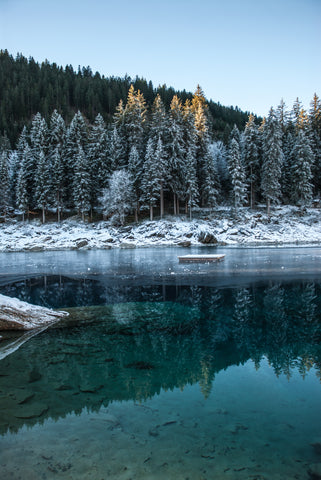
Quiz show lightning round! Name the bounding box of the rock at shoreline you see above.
[0,294,68,331]
[198,231,218,244]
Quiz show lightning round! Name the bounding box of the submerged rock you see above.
[0,294,68,331]
[308,463,321,479]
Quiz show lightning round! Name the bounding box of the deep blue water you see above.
[0,246,320,479]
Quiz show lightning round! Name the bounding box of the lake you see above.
[0,246,321,479]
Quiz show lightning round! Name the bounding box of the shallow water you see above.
[0,247,321,479]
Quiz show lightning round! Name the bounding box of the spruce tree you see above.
[100,170,134,225]
[309,93,321,196]
[141,138,160,221]
[128,145,143,221]
[73,143,91,221]
[65,111,88,207]
[16,155,29,221]
[124,85,147,158]
[108,125,126,171]
[261,108,283,214]
[243,114,260,208]
[228,138,246,212]
[168,95,186,214]
[0,150,10,220]
[290,130,314,206]
[185,145,199,219]
[88,113,110,215]
[34,149,52,223]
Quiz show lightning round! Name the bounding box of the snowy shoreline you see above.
[0,206,321,252]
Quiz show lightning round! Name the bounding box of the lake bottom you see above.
[0,279,321,479]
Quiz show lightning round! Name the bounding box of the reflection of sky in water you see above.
[0,247,321,479]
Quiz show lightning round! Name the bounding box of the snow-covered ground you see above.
[0,206,320,252]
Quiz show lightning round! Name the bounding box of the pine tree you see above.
[154,136,167,218]
[309,93,321,196]
[281,132,295,201]
[16,154,29,221]
[202,145,219,208]
[34,149,52,223]
[65,111,88,207]
[88,113,110,215]
[290,130,314,206]
[51,146,64,222]
[243,114,260,208]
[108,125,126,171]
[212,141,229,200]
[128,145,143,221]
[228,138,246,212]
[30,113,48,204]
[141,138,160,221]
[100,169,134,225]
[124,85,147,158]
[261,108,283,214]
[185,145,199,219]
[73,143,91,221]
[168,95,186,214]
[0,150,10,220]
[191,85,212,206]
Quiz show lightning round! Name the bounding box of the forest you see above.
[0,50,320,224]
[0,49,250,146]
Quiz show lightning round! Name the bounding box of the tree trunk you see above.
[267,198,271,216]
[150,205,153,221]
[177,197,180,216]
[173,193,177,215]
[42,205,45,224]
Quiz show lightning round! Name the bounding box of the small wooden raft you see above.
[178,254,225,263]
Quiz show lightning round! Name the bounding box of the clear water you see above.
[0,247,321,479]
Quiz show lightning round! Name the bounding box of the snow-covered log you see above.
[0,294,68,330]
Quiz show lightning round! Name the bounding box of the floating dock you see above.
[178,254,225,263]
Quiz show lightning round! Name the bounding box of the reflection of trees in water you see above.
[0,279,321,434]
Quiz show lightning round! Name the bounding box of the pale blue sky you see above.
[0,0,320,116]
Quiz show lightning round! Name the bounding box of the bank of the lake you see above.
[0,206,321,253]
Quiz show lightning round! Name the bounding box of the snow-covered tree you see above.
[141,138,160,220]
[51,146,64,222]
[261,108,283,214]
[228,138,246,212]
[65,111,88,207]
[73,143,91,221]
[88,113,110,213]
[100,170,134,225]
[16,154,29,221]
[0,150,10,220]
[128,145,143,222]
[211,141,229,199]
[108,125,126,171]
[34,150,52,223]
[168,95,186,214]
[154,137,167,218]
[309,93,321,196]
[290,130,314,205]
[185,145,199,219]
[124,85,147,157]
[243,114,260,208]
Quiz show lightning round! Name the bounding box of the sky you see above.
[0,0,320,117]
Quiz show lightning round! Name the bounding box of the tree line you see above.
[0,49,250,147]
[0,84,320,224]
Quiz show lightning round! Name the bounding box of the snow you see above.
[0,206,320,252]
[0,293,68,330]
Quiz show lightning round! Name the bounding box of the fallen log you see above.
[0,294,68,330]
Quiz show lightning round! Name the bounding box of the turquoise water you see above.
[0,249,321,479]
